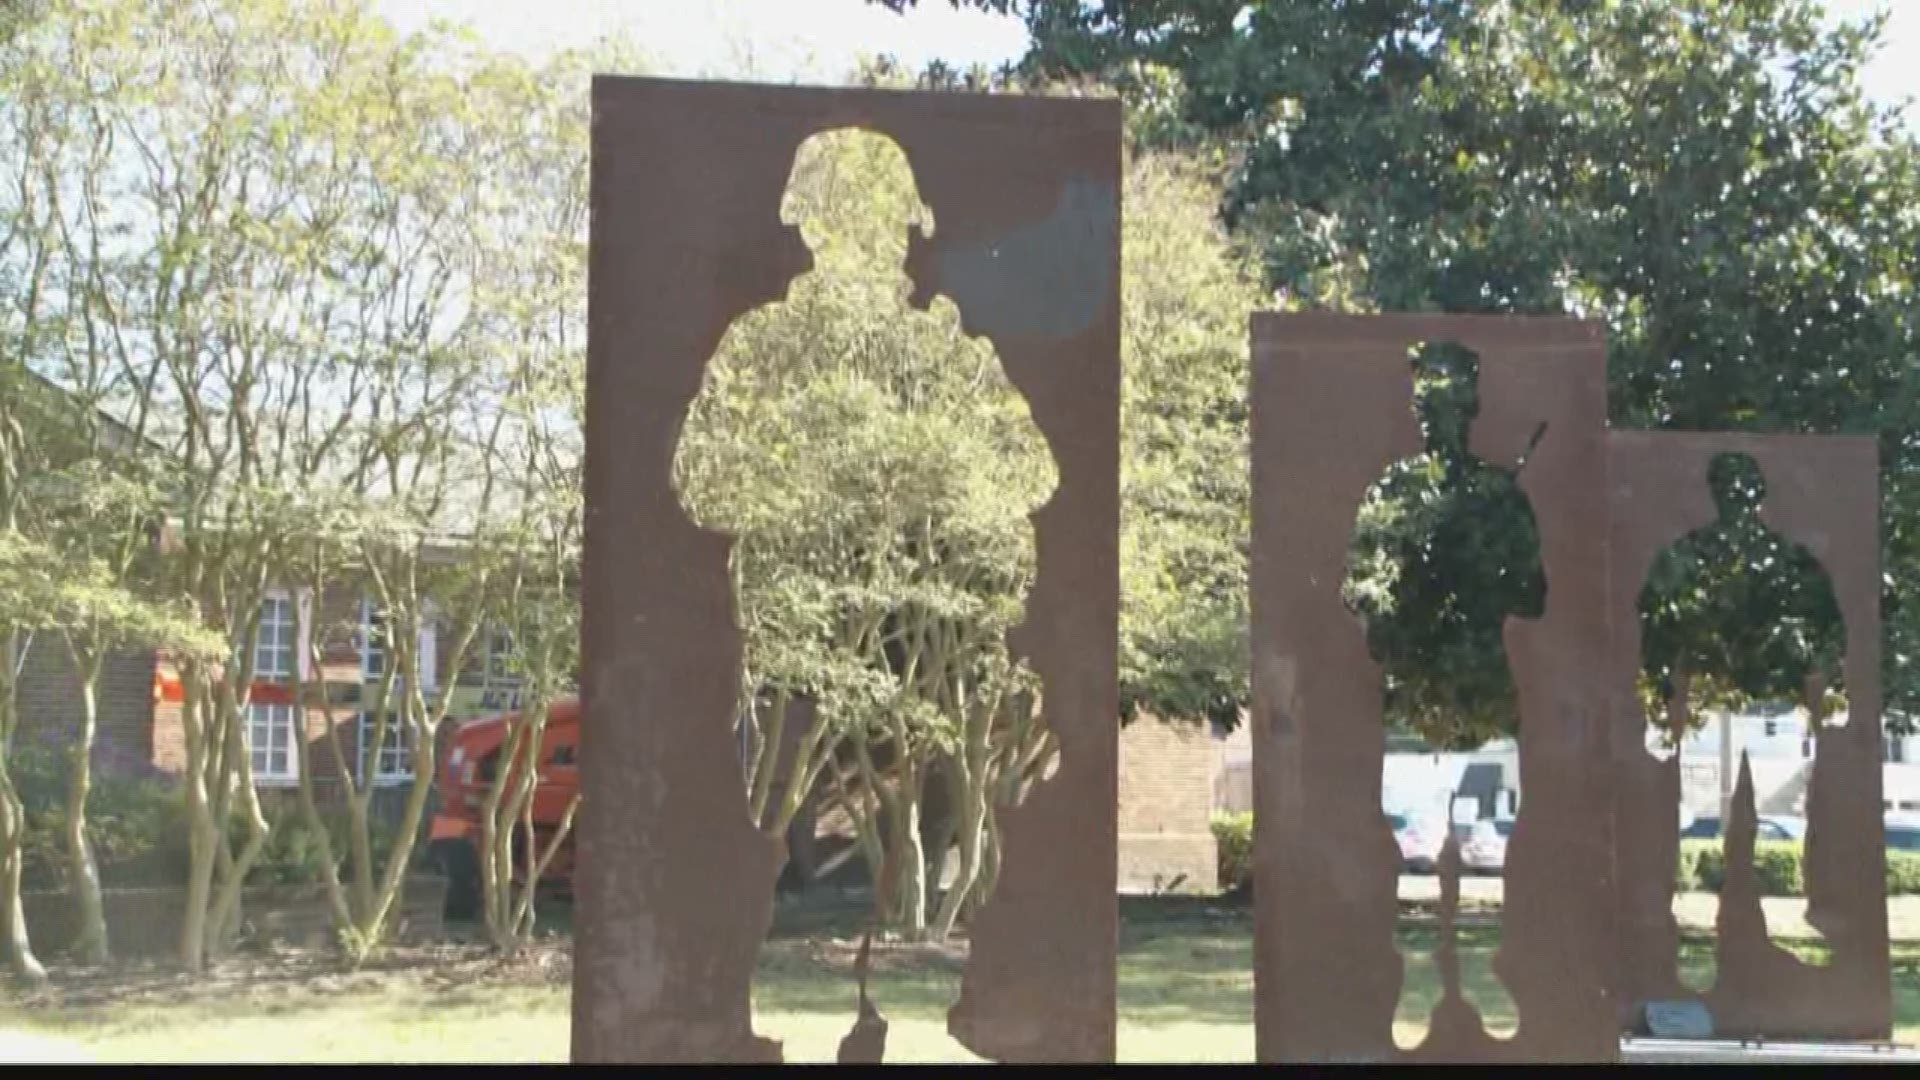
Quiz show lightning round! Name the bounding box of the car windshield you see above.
[1387,813,1408,831]
[1493,820,1514,837]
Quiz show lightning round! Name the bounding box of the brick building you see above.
[21,577,1245,893]
[18,579,516,803]
[1115,713,1224,894]
[13,640,161,778]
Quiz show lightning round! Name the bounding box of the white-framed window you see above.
[357,710,412,784]
[360,596,388,681]
[254,592,297,681]
[247,702,297,783]
[486,626,520,686]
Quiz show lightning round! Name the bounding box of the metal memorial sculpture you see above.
[1249,312,1889,1063]
[1250,314,1618,1063]
[1608,432,1889,1041]
[575,77,1121,1064]
[578,76,1889,1065]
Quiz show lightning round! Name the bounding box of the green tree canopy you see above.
[1005,0,1920,737]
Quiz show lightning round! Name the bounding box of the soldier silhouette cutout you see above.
[1638,453,1843,996]
[1344,343,1545,1046]
[670,128,1058,1062]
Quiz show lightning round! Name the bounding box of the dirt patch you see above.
[9,936,573,1014]
[798,934,968,973]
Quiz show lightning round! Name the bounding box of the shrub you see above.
[1212,811,1253,894]
[1887,850,1920,897]
[241,802,410,888]
[242,806,337,887]
[1680,839,1804,895]
[1675,839,1920,898]
[1675,841,1704,893]
[13,744,187,890]
[1752,841,1804,896]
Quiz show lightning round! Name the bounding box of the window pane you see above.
[253,597,297,680]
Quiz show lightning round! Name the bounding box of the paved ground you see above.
[1396,873,1505,905]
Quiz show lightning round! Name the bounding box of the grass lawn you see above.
[3,894,1918,1062]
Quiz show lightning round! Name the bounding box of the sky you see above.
[373,0,1029,82]
[1826,0,1920,123]
[374,0,1918,124]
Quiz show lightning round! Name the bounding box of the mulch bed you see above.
[6,935,573,1013]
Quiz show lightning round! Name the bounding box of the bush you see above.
[9,742,425,896]
[1675,841,1704,893]
[1212,811,1253,894]
[1676,839,1920,898]
[1889,850,1920,896]
[242,806,337,887]
[241,802,408,888]
[1679,839,1800,895]
[12,744,187,890]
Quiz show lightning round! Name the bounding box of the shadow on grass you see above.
[751,893,1525,1037]
[11,893,1918,1062]
[755,894,1920,1047]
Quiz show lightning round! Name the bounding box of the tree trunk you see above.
[483,706,539,952]
[894,795,926,938]
[0,629,47,987]
[972,794,1003,921]
[180,793,216,973]
[359,707,442,953]
[785,794,819,889]
[65,663,109,965]
[208,692,269,961]
[291,697,356,956]
[920,758,959,907]
[347,795,376,925]
[929,788,983,941]
[0,770,46,987]
[178,678,217,973]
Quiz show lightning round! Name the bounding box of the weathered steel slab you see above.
[576,76,1120,1064]
[1249,312,1616,1063]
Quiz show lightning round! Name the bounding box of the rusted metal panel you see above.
[1249,312,1617,1063]
[1608,431,1889,1041]
[576,77,1120,1064]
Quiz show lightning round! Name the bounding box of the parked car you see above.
[1679,815,1719,840]
[1887,813,1920,852]
[1677,815,1802,843]
[1457,819,1513,875]
[1389,810,1448,873]
[427,696,581,920]
[1764,815,1808,842]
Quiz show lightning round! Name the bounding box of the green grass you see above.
[4,896,1918,1062]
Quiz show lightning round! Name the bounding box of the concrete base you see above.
[1620,1038,1920,1064]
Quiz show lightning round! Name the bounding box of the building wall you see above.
[1212,719,1252,815]
[150,580,454,805]
[13,635,158,776]
[1117,714,1217,894]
